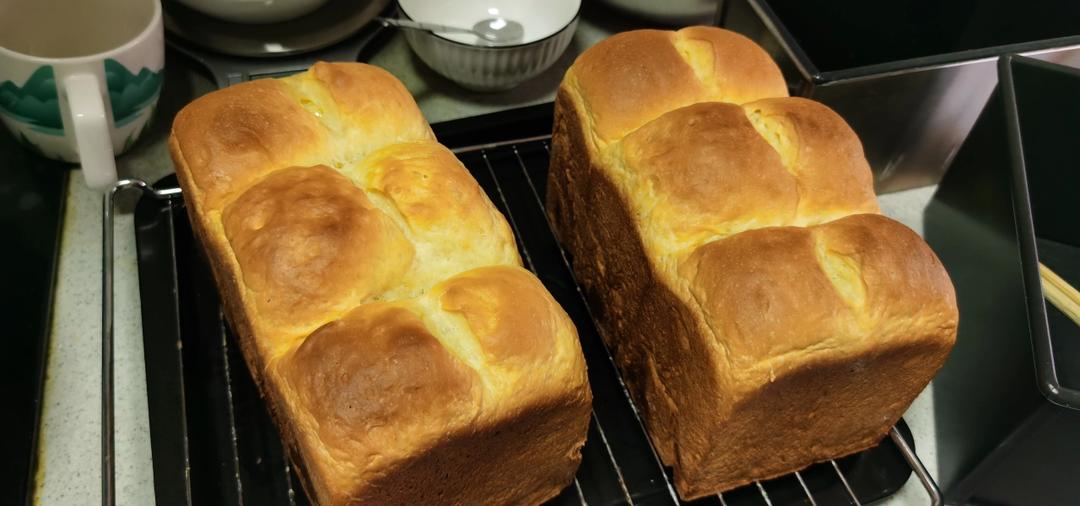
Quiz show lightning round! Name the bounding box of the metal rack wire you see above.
[104,134,943,506]
[101,180,182,506]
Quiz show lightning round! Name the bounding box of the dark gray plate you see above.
[163,0,390,58]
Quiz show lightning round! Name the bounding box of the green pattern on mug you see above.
[0,59,162,135]
[104,59,162,127]
[0,65,63,135]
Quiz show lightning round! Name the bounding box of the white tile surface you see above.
[877,185,942,506]
[38,179,155,506]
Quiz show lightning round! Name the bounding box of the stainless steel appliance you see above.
[718,0,1080,193]
[926,55,1080,505]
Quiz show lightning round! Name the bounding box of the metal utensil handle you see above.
[102,179,182,506]
[999,54,1080,410]
[889,426,944,506]
[376,17,476,36]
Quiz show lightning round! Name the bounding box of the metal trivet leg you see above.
[102,179,182,506]
[890,426,944,506]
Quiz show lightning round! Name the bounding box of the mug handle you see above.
[63,73,117,191]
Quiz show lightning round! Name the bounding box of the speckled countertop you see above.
[36,14,943,506]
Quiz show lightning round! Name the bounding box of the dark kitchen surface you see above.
[925,55,1080,505]
[0,119,68,506]
[719,0,1080,198]
[767,0,1080,72]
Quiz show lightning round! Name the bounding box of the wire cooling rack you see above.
[108,106,942,506]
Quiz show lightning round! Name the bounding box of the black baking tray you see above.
[135,103,920,505]
[0,123,68,506]
[165,6,393,89]
[925,55,1080,505]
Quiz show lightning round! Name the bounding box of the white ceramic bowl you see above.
[176,0,331,24]
[398,0,580,92]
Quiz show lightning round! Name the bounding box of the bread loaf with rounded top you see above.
[170,62,591,505]
[547,27,957,499]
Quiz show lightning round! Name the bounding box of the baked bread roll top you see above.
[221,165,413,356]
[170,62,591,505]
[680,214,957,375]
[566,27,788,144]
[609,99,880,258]
[547,26,958,498]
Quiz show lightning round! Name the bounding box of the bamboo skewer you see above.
[1040,262,1080,328]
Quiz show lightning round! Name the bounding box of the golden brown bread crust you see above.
[681,214,958,368]
[283,303,483,461]
[611,100,881,254]
[221,166,413,357]
[682,225,854,362]
[342,392,589,505]
[568,27,787,144]
[616,102,797,250]
[547,27,957,499]
[439,266,560,364]
[172,79,329,210]
[170,62,590,505]
[743,97,879,221]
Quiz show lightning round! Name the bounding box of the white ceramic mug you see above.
[0,0,164,190]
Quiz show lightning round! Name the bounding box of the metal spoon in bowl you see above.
[377,16,525,45]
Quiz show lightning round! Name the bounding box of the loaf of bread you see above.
[547,27,958,499]
[169,62,591,505]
